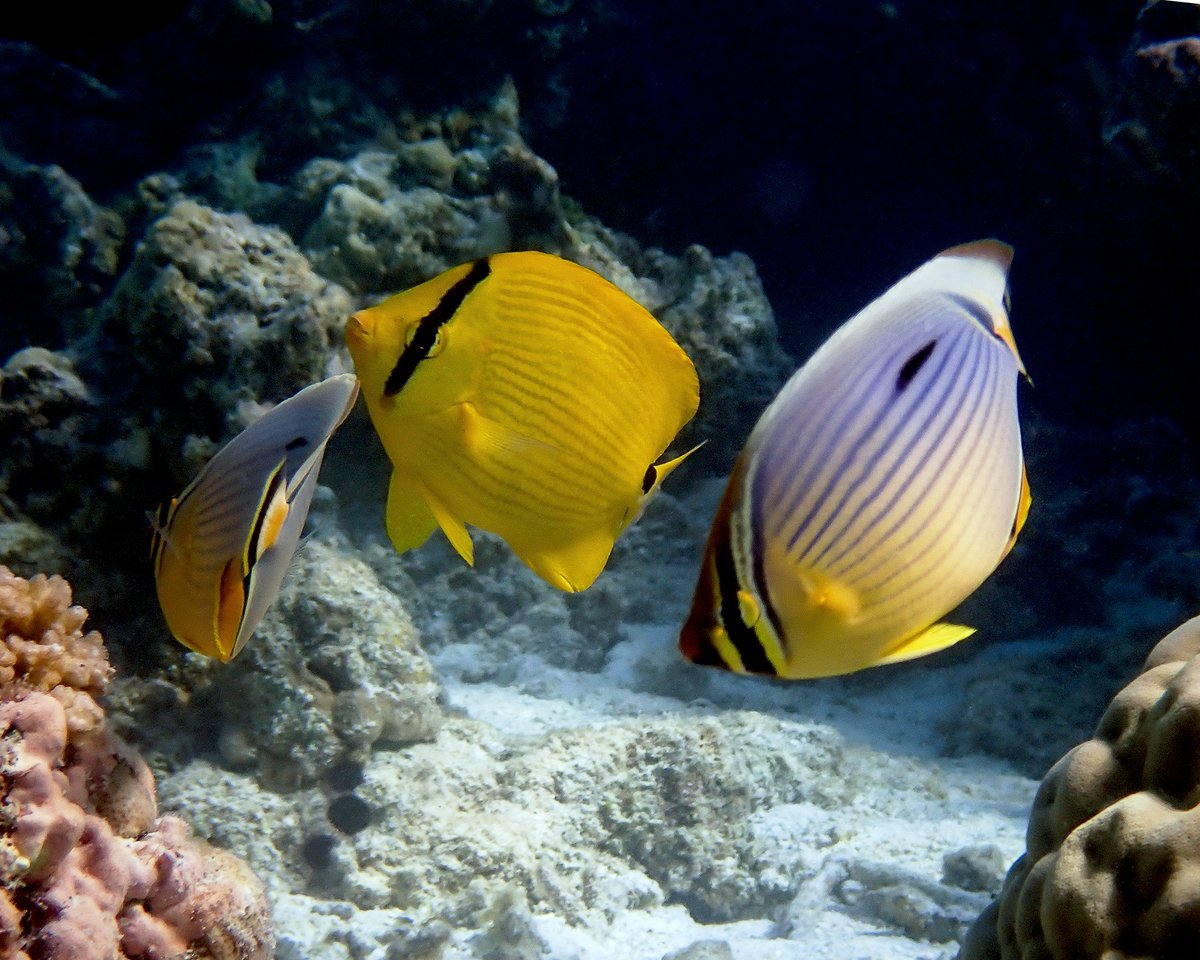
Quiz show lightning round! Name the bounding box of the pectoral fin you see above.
[875,622,976,666]
[386,468,438,555]
[459,401,556,459]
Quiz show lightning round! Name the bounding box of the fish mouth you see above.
[345,312,371,349]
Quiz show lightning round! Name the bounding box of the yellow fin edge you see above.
[875,622,976,667]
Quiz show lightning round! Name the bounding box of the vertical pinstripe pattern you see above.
[680,240,1027,679]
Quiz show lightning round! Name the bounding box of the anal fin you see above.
[512,527,617,593]
[424,485,475,567]
[875,622,976,666]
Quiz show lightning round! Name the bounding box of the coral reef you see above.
[0,153,125,355]
[0,566,273,959]
[960,614,1200,959]
[0,349,94,578]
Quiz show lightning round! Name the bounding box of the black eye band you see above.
[384,257,492,397]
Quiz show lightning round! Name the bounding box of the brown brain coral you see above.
[961,615,1200,960]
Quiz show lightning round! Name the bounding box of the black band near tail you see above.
[714,518,777,676]
[384,257,491,397]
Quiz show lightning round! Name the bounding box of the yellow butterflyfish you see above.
[680,240,1031,679]
[346,251,700,592]
[151,374,359,661]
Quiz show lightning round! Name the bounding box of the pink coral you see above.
[0,566,273,960]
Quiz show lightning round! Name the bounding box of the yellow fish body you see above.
[680,240,1030,679]
[347,251,699,592]
[152,374,359,661]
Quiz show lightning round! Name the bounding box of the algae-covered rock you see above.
[0,153,125,354]
[93,198,349,460]
[199,540,441,790]
[0,348,93,531]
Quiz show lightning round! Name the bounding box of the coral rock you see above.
[961,615,1200,959]
[0,567,274,960]
[0,566,111,705]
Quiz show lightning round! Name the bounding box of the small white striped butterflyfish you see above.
[680,239,1031,679]
[151,373,359,662]
[346,251,700,592]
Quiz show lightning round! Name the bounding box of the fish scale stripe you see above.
[849,347,1002,604]
[788,323,969,563]
[770,295,958,541]
[760,298,935,520]
[482,300,680,462]
[816,330,981,576]
[492,305,655,408]
[493,281,662,383]
[421,426,600,522]
[489,337,658,423]
[859,423,1013,635]
[853,342,1007,602]
[455,362,631,499]
[771,336,943,557]
[384,257,492,397]
[483,352,636,456]
[192,445,291,514]
[849,334,1004,592]
[487,291,656,400]
[765,331,916,540]
[858,419,1005,626]
[757,330,901,497]
[496,281,686,401]
[815,324,983,574]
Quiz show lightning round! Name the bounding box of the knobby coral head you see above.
[0,565,274,960]
[961,614,1200,960]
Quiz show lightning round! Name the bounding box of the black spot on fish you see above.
[285,436,308,451]
[641,464,657,494]
[384,257,492,397]
[896,340,937,391]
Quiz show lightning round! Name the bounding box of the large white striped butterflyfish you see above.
[346,251,700,592]
[679,240,1031,679]
[151,373,359,662]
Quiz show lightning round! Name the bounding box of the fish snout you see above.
[345,312,373,349]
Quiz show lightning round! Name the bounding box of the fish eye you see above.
[403,323,446,358]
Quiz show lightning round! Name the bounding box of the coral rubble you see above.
[961,614,1200,959]
[0,566,273,959]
